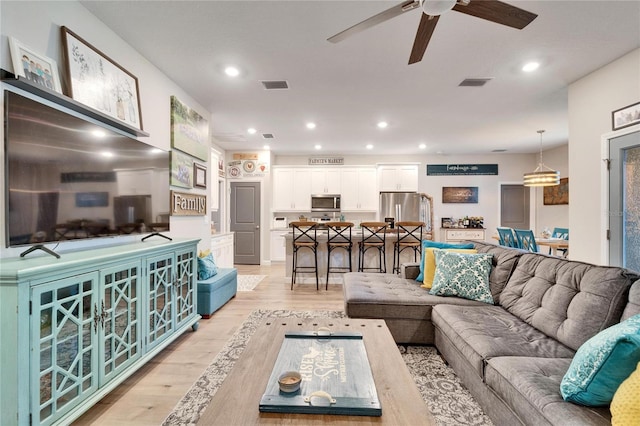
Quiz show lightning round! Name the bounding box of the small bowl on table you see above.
[278,371,302,393]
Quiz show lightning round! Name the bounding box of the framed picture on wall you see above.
[612,101,640,131]
[194,163,207,189]
[9,37,62,93]
[544,177,569,205]
[442,187,479,203]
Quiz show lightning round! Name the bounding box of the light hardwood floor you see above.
[73,263,346,425]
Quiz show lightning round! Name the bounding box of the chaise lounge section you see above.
[343,241,640,425]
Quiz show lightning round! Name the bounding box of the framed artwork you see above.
[9,37,62,93]
[170,96,209,161]
[218,158,225,178]
[170,150,194,188]
[442,187,478,203]
[61,26,143,130]
[544,177,569,205]
[612,101,640,131]
[194,163,207,189]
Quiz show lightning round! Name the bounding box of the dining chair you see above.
[497,227,518,248]
[514,229,538,252]
[550,227,569,256]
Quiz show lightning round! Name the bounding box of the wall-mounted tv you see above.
[4,89,170,247]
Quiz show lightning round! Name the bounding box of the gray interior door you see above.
[500,184,530,229]
[609,131,640,271]
[230,182,260,265]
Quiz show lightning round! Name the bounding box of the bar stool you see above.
[358,222,388,273]
[290,221,319,290]
[325,221,354,288]
[392,221,424,274]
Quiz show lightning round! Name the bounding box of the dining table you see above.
[535,238,569,257]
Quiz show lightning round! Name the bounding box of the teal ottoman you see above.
[197,268,238,318]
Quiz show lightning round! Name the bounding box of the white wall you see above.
[532,144,569,235]
[1,1,214,257]
[568,48,640,264]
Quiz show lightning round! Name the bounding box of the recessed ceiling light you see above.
[377,121,388,129]
[419,143,427,149]
[150,148,163,154]
[100,151,114,158]
[224,66,240,77]
[247,128,257,134]
[366,144,373,150]
[92,130,106,138]
[522,61,540,72]
[314,144,322,150]
[306,122,316,129]
[263,145,270,150]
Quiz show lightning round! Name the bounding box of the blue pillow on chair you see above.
[197,252,218,280]
[415,240,475,281]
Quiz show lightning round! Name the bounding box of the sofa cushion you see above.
[485,357,611,426]
[622,280,640,320]
[343,272,488,321]
[560,314,640,406]
[197,252,218,280]
[432,304,575,379]
[471,241,524,304]
[420,247,477,289]
[429,250,493,304]
[499,253,639,351]
[415,240,475,281]
[611,361,640,425]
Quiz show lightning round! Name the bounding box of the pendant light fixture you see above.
[523,130,560,187]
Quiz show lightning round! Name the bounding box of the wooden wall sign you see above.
[442,187,479,203]
[427,164,498,176]
[171,190,206,216]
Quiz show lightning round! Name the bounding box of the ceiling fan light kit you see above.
[420,0,457,16]
[523,130,560,187]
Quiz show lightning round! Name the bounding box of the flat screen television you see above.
[4,89,170,247]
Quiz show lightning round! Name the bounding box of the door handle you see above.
[256,225,260,229]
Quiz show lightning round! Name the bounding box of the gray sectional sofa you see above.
[343,241,640,425]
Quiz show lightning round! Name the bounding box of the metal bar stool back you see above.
[393,221,424,274]
[358,222,388,273]
[290,221,319,290]
[325,221,354,289]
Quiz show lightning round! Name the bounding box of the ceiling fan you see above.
[327,0,538,64]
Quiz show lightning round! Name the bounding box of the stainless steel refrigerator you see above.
[379,192,432,230]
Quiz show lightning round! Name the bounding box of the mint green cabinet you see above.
[0,239,199,426]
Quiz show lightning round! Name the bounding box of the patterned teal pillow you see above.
[197,253,218,280]
[560,314,640,406]
[416,240,475,281]
[429,250,494,304]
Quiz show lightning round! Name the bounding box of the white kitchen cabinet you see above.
[440,228,486,242]
[341,167,378,211]
[0,239,199,426]
[377,164,419,192]
[272,167,311,211]
[310,168,341,194]
[211,232,234,268]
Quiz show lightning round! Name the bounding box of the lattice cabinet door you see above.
[145,252,175,351]
[30,273,99,426]
[100,261,142,385]
[174,247,197,329]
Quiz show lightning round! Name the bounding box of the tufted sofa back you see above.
[498,253,639,351]
[622,280,640,320]
[472,241,525,304]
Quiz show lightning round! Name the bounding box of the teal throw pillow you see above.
[415,240,475,281]
[197,253,218,280]
[560,314,640,406]
[429,250,494,304]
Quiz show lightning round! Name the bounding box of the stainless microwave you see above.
[311,194,341,212]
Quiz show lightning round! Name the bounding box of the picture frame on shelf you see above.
[612,101,640,131]
[61,26,143,131]
[8,37,62,93]
[194,163,207,189]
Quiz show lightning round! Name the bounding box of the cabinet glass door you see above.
[31,273,99,426]
[146,253,175,351]
[174,248,196,328]
[100,262,142,384]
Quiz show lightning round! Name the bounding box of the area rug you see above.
[236,274,266,291]
[163,309,492,426]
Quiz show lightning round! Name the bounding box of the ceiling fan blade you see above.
[327,0,420,43]
[452,0,537,29]
[408,13,439,64]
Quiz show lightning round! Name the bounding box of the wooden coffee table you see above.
[197,318,435,425]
